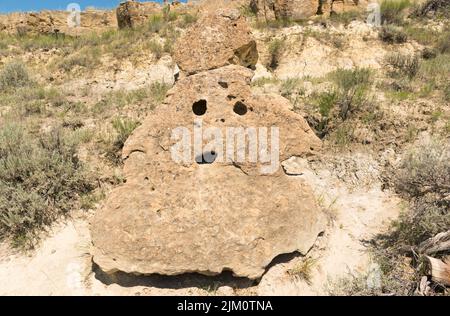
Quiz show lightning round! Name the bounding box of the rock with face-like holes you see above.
[91,65,326,279]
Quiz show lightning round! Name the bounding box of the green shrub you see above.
[112,117,140,150]
[374,138,450,293]
[148,40,164,59]
[329,11,363,26]
[58,49,100,72]
[436,31,450,54]
[178,13,198,28]
[106,117,141,164]
[150,81,170,104]
[385,53,420,78]
[330,67,372,120]
[380,0,411,24]
[0,61,31,91]
[395,137,449,201]
[0,124,93,247]
[267,38,286,70]
[316,91,338,118]
[379,25,408,44]
[147,14,165,33]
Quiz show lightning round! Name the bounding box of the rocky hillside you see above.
[0,0,448,296]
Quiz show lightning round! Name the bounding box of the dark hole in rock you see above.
[218,81,228,89]
[192,99,207,116]
[227,95,236,100]
[196,151,217,164]
[220,118,225,123]
[233,101,248,116]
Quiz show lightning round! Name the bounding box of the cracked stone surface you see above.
[91,65,327,279]
[173,9,258,75]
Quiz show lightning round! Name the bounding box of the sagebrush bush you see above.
[330,67,372,120]
[0,61,30,91]
[385,53,420,78]
[395,137,449,201]
[379,25,408,44]
[0,124,93,246]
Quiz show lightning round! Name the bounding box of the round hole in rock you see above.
[195,151,217,164]
[233,101,248,116]
[218,81,228,89]
[192,99,207,116]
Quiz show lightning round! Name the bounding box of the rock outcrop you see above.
[173,9,258,75]
[116,0,161,29]
[91,64,326,279]
[0,9,117,36]
[274,0,320,20]
[250,0,369,21]
[91,8,326,280]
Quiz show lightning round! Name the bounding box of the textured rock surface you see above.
[173,9,258,75]
[91,65,326,279]
[250,0,276,20]
[274,0,320,20]
[116,0,161,29]
[0,9,117,36]
[251,0,368,20]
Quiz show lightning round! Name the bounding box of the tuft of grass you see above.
[379,25,408,44]
[329,11,363,26]
[178,13,198,28]
[0,124,93,247]
[0,61,31,91]
[150,81,170,104]
[288,258,317,284]
[380,0,411,24]
[267,38,286,70]
[58,48,100,72]
[105,117,141,164]
[147,40,164,60]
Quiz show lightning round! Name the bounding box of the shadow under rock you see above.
[92,251,302,290]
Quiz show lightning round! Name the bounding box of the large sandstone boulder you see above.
[274,0,320,20]
[173,9,258,75]
[116,0,161,29]
[91,65,326,279]
[250,0,276,20]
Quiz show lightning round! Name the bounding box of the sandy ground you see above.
[0,151,402,296]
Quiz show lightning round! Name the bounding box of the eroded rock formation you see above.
[91,9,326,279]
[173,9,259,75]
[116,0,161,29]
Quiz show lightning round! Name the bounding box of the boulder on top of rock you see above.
[90,65,326,279]
[173,9,259,75]
[274,0,320,20]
